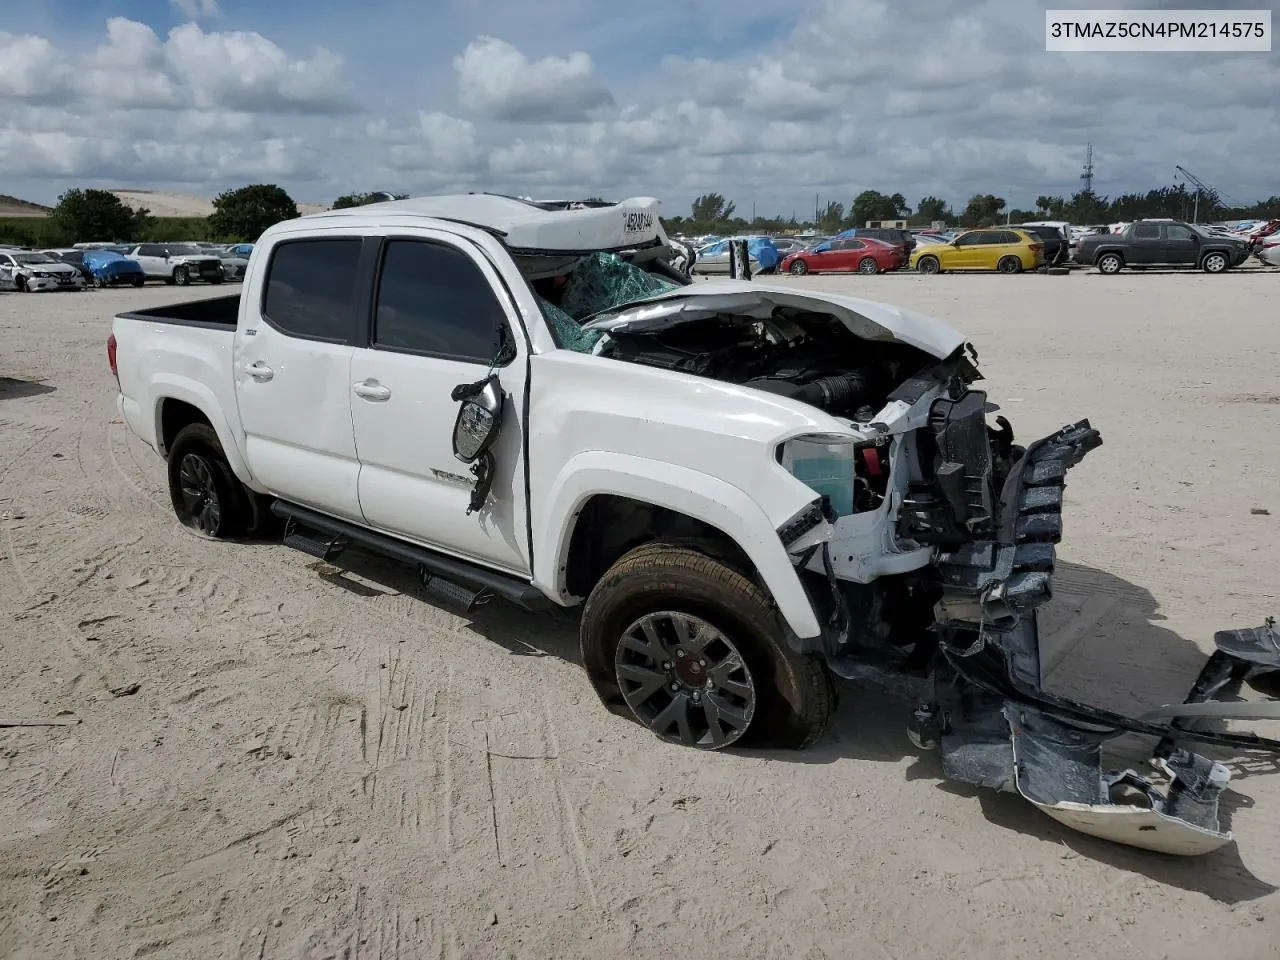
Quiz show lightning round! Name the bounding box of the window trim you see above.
[367,235,519,367]
[258,235,368,346]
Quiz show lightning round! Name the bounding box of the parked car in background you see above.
[0,250,87,292]
[225,243,255,258]
[218,253,250,282]
[40,248,96,283]
[910,229,1043,274]
[123,243,225,285]
[1252,234,1280,266]
[83,249,147,287]
[834,227,916,261]
[781,237,905,275]
[1074,220,1250,274]
[1007,223,1071,267]
[695,236,782,275]
[770,237,808,258]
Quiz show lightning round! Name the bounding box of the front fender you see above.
[534,451,824,639]
[149,375,253,485]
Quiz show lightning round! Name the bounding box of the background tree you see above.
[52,188,149,243]
[849,190,910,227]
[913,195,952,225]
[817,200,845,234]
[209,184,299,241]
[960,193,1006,227]
[690,193,736,223]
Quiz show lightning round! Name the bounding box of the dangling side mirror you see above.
[451,374,504,464]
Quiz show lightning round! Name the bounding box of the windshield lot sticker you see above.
[622,211,654,236]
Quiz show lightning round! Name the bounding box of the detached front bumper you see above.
[921,420,1280,855]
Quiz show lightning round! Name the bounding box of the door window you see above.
[953,232,981,246]
[373,239,511,364]
[1165,224,1194,241]
[261,237,363,343]
[137,244,164,257]
[1133,223,1160,239]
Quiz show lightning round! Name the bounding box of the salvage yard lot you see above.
[1,273,1278,959]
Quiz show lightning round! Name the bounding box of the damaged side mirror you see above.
[451,374,505,515]
[452,374,504,463]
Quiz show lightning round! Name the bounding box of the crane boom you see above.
[1174,165,1243,219]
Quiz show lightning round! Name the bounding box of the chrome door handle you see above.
[353,379,391,401]
[244,360,274,381]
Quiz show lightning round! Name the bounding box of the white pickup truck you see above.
[110,194,1280,855]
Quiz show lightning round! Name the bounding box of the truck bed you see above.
[117,294,240,330]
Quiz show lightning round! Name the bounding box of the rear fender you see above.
[150,375,252,484]
[536,451,824,639]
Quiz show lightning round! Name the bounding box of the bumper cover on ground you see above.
[921,420,1280,855]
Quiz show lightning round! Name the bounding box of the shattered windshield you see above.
[534,252,680,353]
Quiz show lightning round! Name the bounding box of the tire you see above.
[210,276,225,285]
[916,255,940,275]
[1096,252,1123,274]
[580,543,835,751]
[997,256,1022,274]
[132,275,145,287]
[166,423,251,539]
[857,257,879,274]
[172,265,190,286]
[789,259,809,275]
[1201,251,1229,273]
[94,277,106,288]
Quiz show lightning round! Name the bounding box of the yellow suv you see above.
[910,228,1043,274]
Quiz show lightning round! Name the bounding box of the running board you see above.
[271,502,553,612]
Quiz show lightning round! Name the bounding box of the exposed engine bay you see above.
[597,310,935,420]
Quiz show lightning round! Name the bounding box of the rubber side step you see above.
[270,500,554,612]
[282,518,348,561]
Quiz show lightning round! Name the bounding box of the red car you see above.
[780,236,905,275]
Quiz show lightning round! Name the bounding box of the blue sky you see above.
[2,0,1277,217]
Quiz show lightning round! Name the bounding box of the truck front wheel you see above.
[580,544,834,751]
[166,423,251,538]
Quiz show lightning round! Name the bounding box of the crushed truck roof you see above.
[305,193,665,253]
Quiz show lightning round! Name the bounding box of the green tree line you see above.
[5,182,1278,250]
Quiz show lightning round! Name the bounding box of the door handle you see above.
[353,379,391,402]
[244,360,274,381]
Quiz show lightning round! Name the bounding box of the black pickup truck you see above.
[1075,219,1250,274]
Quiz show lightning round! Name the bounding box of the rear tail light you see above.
[107,333,119,385]
[1028,243,1042,252]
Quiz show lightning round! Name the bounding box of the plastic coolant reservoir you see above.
[782,437,857,517]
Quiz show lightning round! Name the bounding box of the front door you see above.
[949,231,984,269]
[233,235,365,520]
[349,233,531,576]
[1162,223,1199,265]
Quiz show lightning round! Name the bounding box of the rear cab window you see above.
[261,237,363,343]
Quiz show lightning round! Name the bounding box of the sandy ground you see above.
[109,191,330,219]
[1,269,1278,960]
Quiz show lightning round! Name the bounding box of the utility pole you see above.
[1080,143,1094,193]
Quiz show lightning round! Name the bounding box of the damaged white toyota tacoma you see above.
[109,195,1280,856]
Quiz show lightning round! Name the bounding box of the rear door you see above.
[1162,223,1198,265]
[1129,222,1162,264]
[349,231,531,575]
[233,235,365,520]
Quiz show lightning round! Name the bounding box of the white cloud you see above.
[4,2,1280,215]
[453,36,613,121]
[170,0,220,19]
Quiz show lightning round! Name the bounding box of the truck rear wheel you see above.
[580,543,834,751]
[166,423,251,539]
[1096,252,1123,274]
